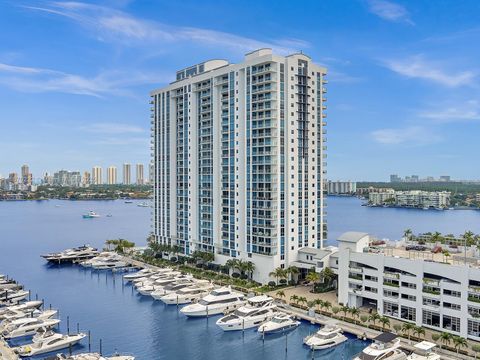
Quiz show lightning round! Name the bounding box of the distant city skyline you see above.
[1,1,479,180]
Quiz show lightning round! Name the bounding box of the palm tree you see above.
[269,267,287,285]
[290,294,299,304]
[439,332,453,349]
[244,261,255,279]
[393,324,402,334]
[323,300,332,314]
[442,249,451,263]
[275,290,285,301]
[314,299,324,312]
[305,271,320,291]
[379,316,390,331]
[431,231,443,244]
[340,305,350,320]
[360,315,369,326]
[463,230,475,246]
[403,229,413,241]
[453,336,467,354]
[225,259,239,275]
[431,333,440,344]
[368,312,381,328]
[286,266,300,284]
[402,323,415,341]
[298,296,308,307]
[320,267,335,287]
[349,307,360,324]
[307,300,316,309]
[331,306,340,317]
[413,326,425,340]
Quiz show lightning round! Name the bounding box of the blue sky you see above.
[0,0,479,181]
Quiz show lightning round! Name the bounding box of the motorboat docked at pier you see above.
[216,295,276,331]
[91,258,128,270]
[0,308,57,323]
[257,313,300,334]
[14,332,86,357]
[1,317,60,339]
[0,301,43,320]
[123,268,157,281]
[180,287,245,317]
[156,282,214,304]
[53,353,135,360]
[41,246,99,263]
[303,323,348,350]
[406,341,440,360]
[354,333,406,360]
[0,289,29,305]
[136,276,193,296]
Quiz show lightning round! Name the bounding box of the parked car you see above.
[431,246,443,254]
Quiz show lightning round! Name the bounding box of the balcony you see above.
[384,272,400,280]
[423,278,440,286]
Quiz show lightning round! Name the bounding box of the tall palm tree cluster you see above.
[268,266,299,285]
[105,238,135,253]
[147,242,181,259]
[225,259,256,279]
[405,229,480,247]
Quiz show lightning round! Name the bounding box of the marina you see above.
[2,199,478,359]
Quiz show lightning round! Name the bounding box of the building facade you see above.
[327,180,356,195]
[82,171,91,186]
[136,164,144,185]
[92,166,102,185]
[150,49,327,283]
[369,190,450,208]
[53,170,81,187]
[336,232,480,342]
[123,163,131,185]
[107,166,117,185]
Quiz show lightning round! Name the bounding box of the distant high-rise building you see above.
[390,174,401,183]
[107,166,117,185]
[411,175,419,182]
[123,163,131,185]
[439,176,451,182]
[43,172,54,185]
[21,164,32,185]
[9,172,18,185]
[53,170,81,187]
[92,166,103,185]
[82,171,91,185]
[136,164,144,185]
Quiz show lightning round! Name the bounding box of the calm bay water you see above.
[1,196,479,359]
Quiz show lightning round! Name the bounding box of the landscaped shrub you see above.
[268,281,276,287]
[279,279,287,285]
[231,272,240,278]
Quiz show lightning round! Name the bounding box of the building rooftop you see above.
[298,247,332,259]
[337,231,369,243]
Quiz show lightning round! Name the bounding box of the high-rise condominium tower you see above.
[92,166,102,185]
[82,171,91,185]
[136,164,144,185]
[150,49,327,282]
[123,163,131,185]
[107,166,117,185]
[21,164,32,185]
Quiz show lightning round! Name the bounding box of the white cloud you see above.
[420,100,480,123]
[367,0,413,24]
[371,126,442,145]
[0,62,168,97]
[383,55,476,87]
[23,2,306,55]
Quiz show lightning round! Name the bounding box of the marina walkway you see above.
[0,339,18,360]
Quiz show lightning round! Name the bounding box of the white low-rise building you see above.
[335,231,480,341]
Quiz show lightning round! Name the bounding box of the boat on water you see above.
[14,332,86,357]
[124,200,133,204]
[257,313,300,334]
[0,301,43,320]
[91,258,128,270]
[136,275,192,296]
[0,289,29,305]
[149,280,197,298]
[1,308,57,323]
[136,202,149,207]
[353,333,406,360]
[180,287,245,317]
[54,352,135,360]
[83,211,100,218]
[1,317,60,339]
[216,295,276,331]
[41,245,99,263]
[303,323,348,350]
[156,282,214,304]
[123,268,157,281]
[406,341,440,360]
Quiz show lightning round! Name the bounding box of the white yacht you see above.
[149,281,194,299]
[92,259,128,270]
[0,289,29,304]
[32,327,57,343]
[1,317,60,339]
[136,276,189,296]
[42,246,99,263]
[123,268,157,281]
[1,309,57,322]
[180,287,245,317]
[0,301,43,320]
[14,332,86,356]
[257,313,300,334]
[406,341,440,360]
[303,323,348,349]
[216,295,276,331]
[55,352,135,360]
[156,282,214,304]
[354,333,407,360]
